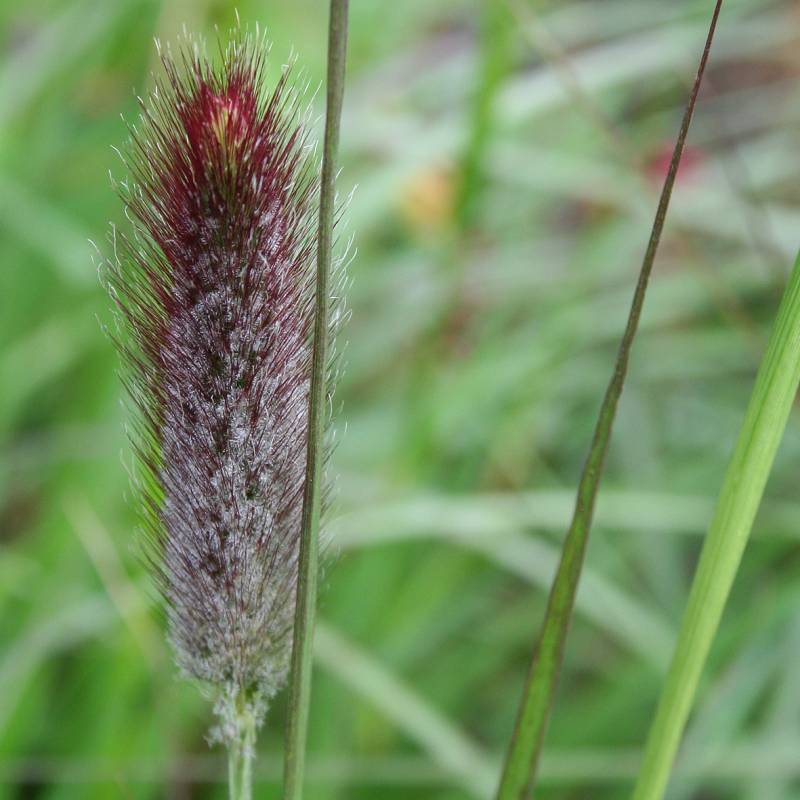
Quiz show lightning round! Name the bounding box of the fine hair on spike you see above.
[103,26,345,744]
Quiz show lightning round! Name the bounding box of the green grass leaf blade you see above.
[631,251,800,800]
[456,1,513,231]
[282,2,349,798]
[495,2,724,797]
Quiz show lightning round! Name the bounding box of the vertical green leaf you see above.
[632,252,800,800]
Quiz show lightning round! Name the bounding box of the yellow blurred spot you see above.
[399,165,454,234]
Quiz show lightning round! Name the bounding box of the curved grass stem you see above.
[282,1,349,799]
[632,252,800,799]
[495,2,724,797]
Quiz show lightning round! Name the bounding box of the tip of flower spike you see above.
[184,80,258,164]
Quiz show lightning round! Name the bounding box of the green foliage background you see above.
[2,0,800,797]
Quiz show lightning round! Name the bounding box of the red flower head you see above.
[104,33,342,743]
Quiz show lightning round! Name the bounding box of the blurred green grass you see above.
[2,0,800,798]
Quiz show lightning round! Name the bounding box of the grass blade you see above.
[495,2,724,797]
[456,1,512,230]
[282,2,349,798]
[631,251,800,799]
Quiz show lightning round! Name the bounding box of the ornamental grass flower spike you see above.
[104,31,342,761]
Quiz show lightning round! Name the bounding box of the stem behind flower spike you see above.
[282,1,349,798]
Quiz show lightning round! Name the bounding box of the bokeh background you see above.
[3,0,800,797]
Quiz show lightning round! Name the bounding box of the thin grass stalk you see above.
[631,256,800,799]
[495,2,724,797]
[282,2,349,798]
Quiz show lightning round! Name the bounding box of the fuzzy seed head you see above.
[104,33,339,739]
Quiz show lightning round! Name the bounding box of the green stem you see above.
[282,2,349,799]
[632,252,800,799]
[228,710,255,800]
[495,3,724,798]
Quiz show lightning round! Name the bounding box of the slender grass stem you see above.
[282,2,349,799]
[632,251,800,799]
[228,709,256,800]
[495,3,724,797]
